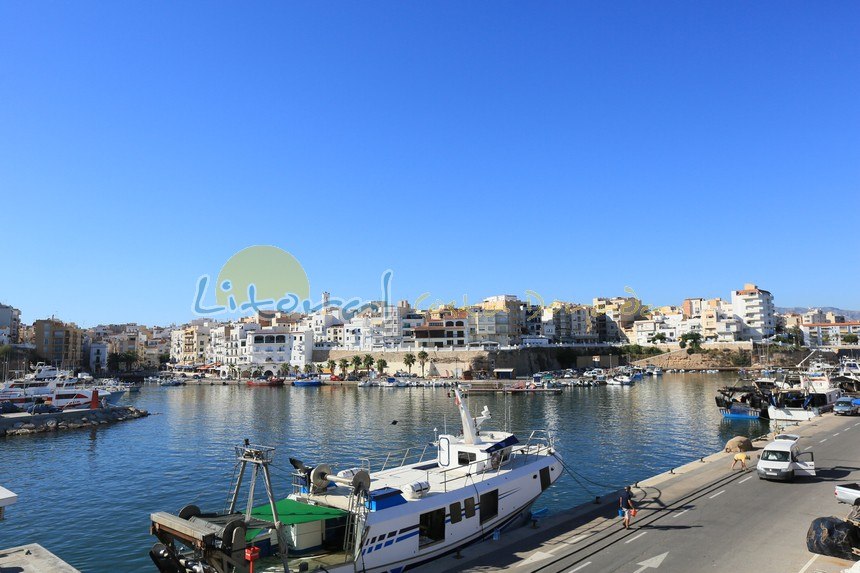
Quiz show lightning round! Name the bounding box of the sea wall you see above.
[0,406,149,437]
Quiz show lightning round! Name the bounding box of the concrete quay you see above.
[0,405,149,437]
[0,543,80,572]
[415,413,860,573]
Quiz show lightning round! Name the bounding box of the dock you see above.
[0,544,80,572]
[414,413,860,573]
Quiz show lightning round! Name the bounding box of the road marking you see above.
[633,552,668,572]
[739,475,754,484]
[855,422,860,427]
[709,490,726,499]
[548,535,587,553]
[672,508,691,518]
[797,553,818,573]
[819,438,828,443]
[517,551,553,567]
[834,432,840,436]
[625,531,647,544]
[568,562,592,572]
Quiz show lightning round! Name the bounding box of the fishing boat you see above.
[293,378,322,387]
[714,385,770,419]
[149,390,561,573]
[767,387,842,422]
[247,377,286,387]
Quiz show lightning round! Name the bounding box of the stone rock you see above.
[725,436,753,452]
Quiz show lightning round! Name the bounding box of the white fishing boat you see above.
[608,375,634,386]
[767,387,842,422]
[150,389,562,573]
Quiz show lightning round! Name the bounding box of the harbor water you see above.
[0,373,768,572]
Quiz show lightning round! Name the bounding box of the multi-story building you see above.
[700,308,741,342]
[681,298,705,319]
[730,283,776,341]
[801,322,860,346]
[540,303,595,343]
[89,342,109,373]
[0,304,21,345]
[414,309,469,348]
[34,319,84,368]
[592,296,646,342]
[480,296,525,343]
[802,309,826,325]
[825,311,845,324]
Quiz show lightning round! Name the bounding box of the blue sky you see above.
[1,2,858,327]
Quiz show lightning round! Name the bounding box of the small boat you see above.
[607,375,634,386]
[159,378,185,387]
[293,378,322,387]
[247,377,285,387]
[767,387,842,422]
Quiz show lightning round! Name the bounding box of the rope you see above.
[552,453,624,495]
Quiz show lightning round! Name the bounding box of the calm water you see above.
[0,373,768,572]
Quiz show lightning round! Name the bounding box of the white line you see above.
[568,562,592,572]
[855,422,860,427]
[797,553,818,573]
[548,535,587,553]
[819,438,828,443]
[804,446,812,451]
[709,490,726,499]
[672,508,691,518]
[624,531,647,544]
[834,432,840,436]
[739,475,754,484]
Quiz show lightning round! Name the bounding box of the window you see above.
[479,490,498,524]
[761,450,790,462]
[458,451,476,466]
[450,502,462,524]
[418,508,446,547]
[464,497,476,518]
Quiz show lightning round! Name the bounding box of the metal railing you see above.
[360,443,435,473]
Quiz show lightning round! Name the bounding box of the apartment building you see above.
[414,309,469,348]
[34,319,84,368]
[730,283,776,341]
[801,322,860,346]
[0,304,21,344]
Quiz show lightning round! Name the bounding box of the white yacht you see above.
[0,376,121,410]
[150,389,562,573]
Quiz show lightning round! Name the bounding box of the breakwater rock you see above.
[0,406,149,437]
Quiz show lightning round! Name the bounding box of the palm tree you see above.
[326,359,336,375]
[417,350,429,377]
[338,358,349,378]
[303,364,313,375]
[278,363,290,378]
[403,353,416,374]
[376,358,387,375]
[362,354,375,372]
[351,355,362,374]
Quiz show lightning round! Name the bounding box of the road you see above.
[417,413,860,573]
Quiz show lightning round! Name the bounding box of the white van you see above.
[756,434,816,481]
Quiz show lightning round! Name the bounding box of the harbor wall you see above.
[632,344,813,371]
[0,406,149,437]
[314,347,623,377]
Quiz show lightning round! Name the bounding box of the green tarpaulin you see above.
[247,498,346,541]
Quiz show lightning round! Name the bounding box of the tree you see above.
[326,359,336,374]
[338,358,349,378]
[376,358,387,374]
[843,334,859,345]
[417,350,429,377]
[107,352,121,372]
[351,355,362,374]
[679,333,703,352]
[278,363,290,377]
[362,354,375,372]
[158,353,171,365]
[649,333,667,343]
[303,364,313,374]
[403,353,416,374]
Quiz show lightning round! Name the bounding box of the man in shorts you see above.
[619,485,635,529]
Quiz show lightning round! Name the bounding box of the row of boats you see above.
[715,357,860,422]
[0,364,131,411]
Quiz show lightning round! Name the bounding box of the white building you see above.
[236,327,314,377]
[801,322,860,347]
[0,304,21,344]
[89,342,109,373]
[730,283,775,341]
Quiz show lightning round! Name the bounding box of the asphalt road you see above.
[419,413,860,573]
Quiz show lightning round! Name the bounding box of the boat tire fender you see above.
[178,504,201,520]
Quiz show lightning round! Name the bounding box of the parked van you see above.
[756,434,816,481]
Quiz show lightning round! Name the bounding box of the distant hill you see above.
[776,306,860,321]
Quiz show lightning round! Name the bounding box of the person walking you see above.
[619,485,635,529]
[731,452,748,471]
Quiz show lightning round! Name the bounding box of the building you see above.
[34,319,84,368]
[682,298,705,319]
[730,283,776,341]
[89,342,109,373]
[480,296,525,344]
[414,309,469,348]
[0,304,21,345]
[801,322,860,346]
[592,296,646,342]
[700,308,741,342]
[540,303,596,344]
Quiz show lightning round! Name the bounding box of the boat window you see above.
[761,450,790,462]
[418,508,446,547]
[450,502,462,524]
[464,497,476,518]
[458,451,477,466]
[479,490,498,524]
